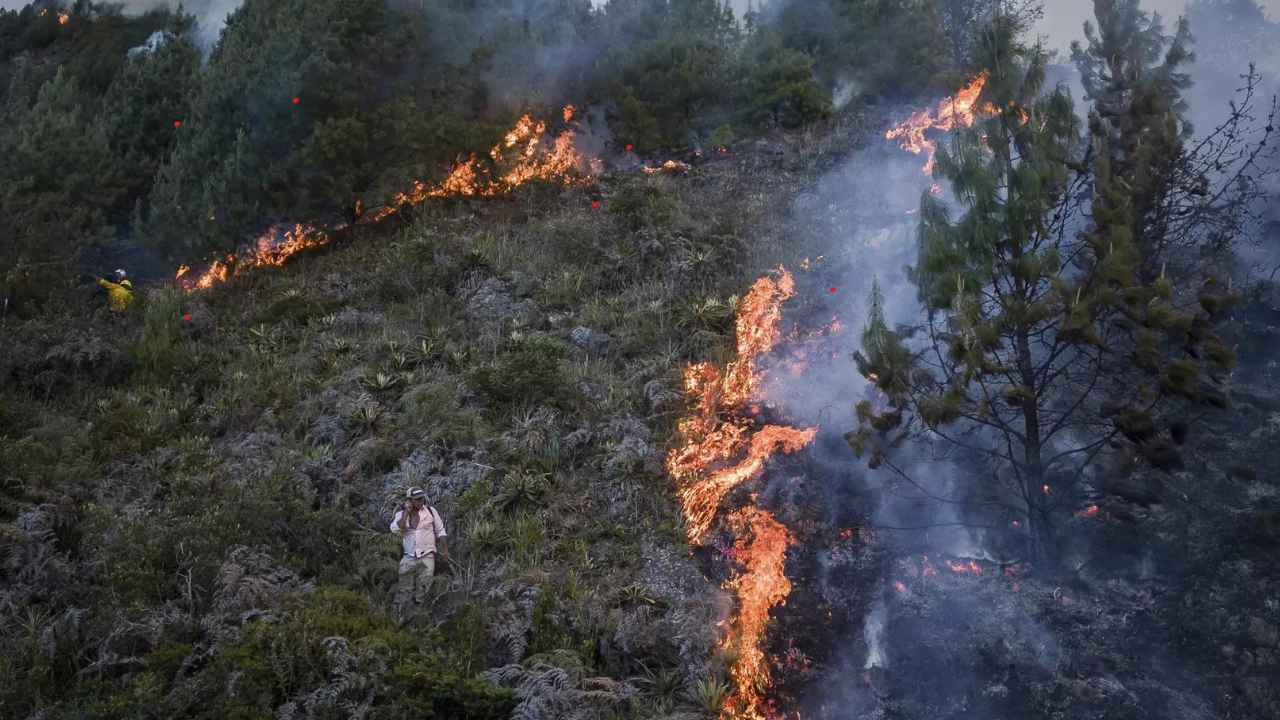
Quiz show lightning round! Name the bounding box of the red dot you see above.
[183,314,191,320]
[174,121,180,127]
[592,201,598,207]
[293,98,299,104]
[830,287,836,292]
[626,145,632,151]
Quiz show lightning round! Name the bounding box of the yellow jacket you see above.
[97,277,135,312]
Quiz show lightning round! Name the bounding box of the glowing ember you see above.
[1075,504,1100,518]
[885,72,988,175]
[58,11,68,23]
[944,559,984,574]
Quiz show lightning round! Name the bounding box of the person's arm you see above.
[432,508,450,561]
[390,508,407,534]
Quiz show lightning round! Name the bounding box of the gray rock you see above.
[569,326,613,353]
[466,278,541,328]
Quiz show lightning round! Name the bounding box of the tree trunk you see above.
[1016,325,1053,566]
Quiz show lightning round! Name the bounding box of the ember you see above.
[1075,504,1100,518]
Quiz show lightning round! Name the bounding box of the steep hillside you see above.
[0,125,862,719]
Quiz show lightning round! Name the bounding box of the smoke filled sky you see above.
[5,0,1279,51]
[1035,0,1280,51]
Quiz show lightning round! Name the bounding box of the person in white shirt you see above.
[389,486,450,612]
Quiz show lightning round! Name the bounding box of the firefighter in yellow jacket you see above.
[95,269,135,312]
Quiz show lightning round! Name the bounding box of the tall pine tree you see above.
[847,13,1237,565]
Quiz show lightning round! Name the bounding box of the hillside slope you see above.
[0,126,859,719]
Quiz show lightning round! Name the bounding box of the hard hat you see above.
[120,280,133,289]
[114,269,127,278]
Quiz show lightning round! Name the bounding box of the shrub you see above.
[708,124,736,147]
[469,335,572,407]
[609,177,680,232]
[130,289,187,377]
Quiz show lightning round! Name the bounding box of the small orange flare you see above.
[1043,484,1051,494]
[1075,504,1099,518]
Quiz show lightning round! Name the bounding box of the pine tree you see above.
[744,31,832,127]
[0,68,124,279]
[847,14,1237,565]
[103,31,200,209]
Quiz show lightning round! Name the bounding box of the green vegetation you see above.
[848,4,1250,566]
[0,0,970,298]
[0,71,807,711]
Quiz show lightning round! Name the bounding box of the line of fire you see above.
[167,77,1110,720]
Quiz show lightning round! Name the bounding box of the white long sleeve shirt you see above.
[390,506,447,557]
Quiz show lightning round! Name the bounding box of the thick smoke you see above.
[758,4,1280,718]
[0,0,245,44]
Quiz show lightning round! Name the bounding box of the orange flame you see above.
[176,106,597,292]
[643,159,692,174]
[666,266,815,719]
[885,72,988,175]
[406,106,597,200]
[176,224,328,293]
[1075,504,1099,518]
[722,507,794,720]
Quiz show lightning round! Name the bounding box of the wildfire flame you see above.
[885,72,988,175]
[399,105,598,201]
[1075,504,1100,518]
[643,159,693,174]
[176,224,328,292]
[666,266,816,719]
[722,506,794,720]
[176,106,596,292]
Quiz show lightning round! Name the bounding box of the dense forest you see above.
[3,0,1280,719]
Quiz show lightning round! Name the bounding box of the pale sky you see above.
[1035,0,1280,52]
[3,0,1279,57]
